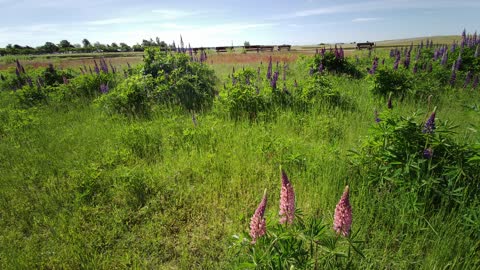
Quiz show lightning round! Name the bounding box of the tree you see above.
[82,38,91,48]
[244,41,251,47]
[42,42,59,53]
[120,43,131,51]
[111,43,118,48]
[59,40,73,49]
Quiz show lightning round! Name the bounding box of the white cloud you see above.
[352,17,383,22]
[86,18,139,26]
[151,9,201,20]
[277,0,480,19]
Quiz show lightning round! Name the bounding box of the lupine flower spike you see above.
[333,185,352,237]
[387,93,393,109]
[250,189,267,244]
[423,107,437,134]
[423,148,433,159]
[279,169,295,225]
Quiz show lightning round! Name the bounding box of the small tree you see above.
[82,38,91,48]
[244,41,251,47]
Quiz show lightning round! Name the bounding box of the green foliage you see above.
[372,67,413,99]
[143,48,216,111]
[70,72,117,99]
[224,69,270,120]
[231,211,364,269]
[351,110,480,209]
[96,75,155,116]
[15,84,49,107]
[313,52,362,78]
[294,74,353,111]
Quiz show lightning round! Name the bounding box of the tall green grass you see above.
[0,53,479,269]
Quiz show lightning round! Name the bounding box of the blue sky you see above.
[0,0,479,47]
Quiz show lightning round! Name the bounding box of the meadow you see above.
[0,32,479,269]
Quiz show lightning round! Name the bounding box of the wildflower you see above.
[100,83,109,94]
[279,170,295,225]
[472,75,479,89]
[464,71,473,88]
[455,54,462,71]
[423,109,436,134]
[334,185,352,237]
[250,189,267,244]
[441,51,448,66]
[423,148,433,159]
[374,109,381,123]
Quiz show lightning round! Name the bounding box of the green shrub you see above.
[96,74,155,116]
[143,48,216,112]
[70,72,117,99]
[372,67,413,99]
[313,52,362,78]
[351,110,480,210]
[294,74,353,111]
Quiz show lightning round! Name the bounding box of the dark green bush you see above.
[96,74,155,117]
[372,67,413,99]
[351,110,480,210]
[143,48,216,112]
[313,52,362,78]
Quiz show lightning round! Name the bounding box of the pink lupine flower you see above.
[250,189,267,244]
[279,170,295,225]
[333,185,352,237]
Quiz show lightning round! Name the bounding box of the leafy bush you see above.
[294,74,353,111]
[313,52,362,78]
[143,48,216,111]
[372,67,414,99]
[224,80,270,120]
[351,110,480,209]
[69,72,117,99]
[96,74,155,116]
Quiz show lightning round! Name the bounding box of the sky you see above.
[0,0,479,48]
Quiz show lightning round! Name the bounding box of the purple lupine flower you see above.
[100,83,109,94]
[26,77,33,87]
[423,148,433,159]
[270,71,279,89]
[374,109,381,123]
[413,64,418,74]
[450,63,457,86]
[415,48,421,61]
[441,51,448,66]
[333,185,352,237]
[393,54,400,70]
[246,77,251,85]
[464,71,473,88]
[309,67,314,76]
[249,189,267,244]
[267,56,272,80]
[451,41,457,52]
[455,54,462,71]
[279,170,295,225]
[15,68,20,77]
[389,49,395,58]
[403,55,411,69]
[94,60,100,74]
[318,63,324,73]
[369,58,378,75]
[423,110,436,134]
[472,75,479,89]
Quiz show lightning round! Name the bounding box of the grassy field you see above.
[0,39,479,269]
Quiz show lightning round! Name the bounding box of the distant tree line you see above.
[0,37,173,56]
